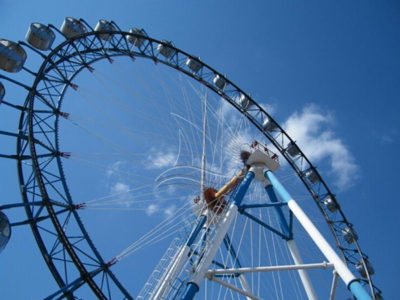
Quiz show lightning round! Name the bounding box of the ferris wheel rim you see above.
[2,23,377,299]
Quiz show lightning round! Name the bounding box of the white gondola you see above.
[126,28,145,47]
[94,19,115,41]
[25,23,55,51]
[0,82,5,104]
[157,41,175,58]
[0,39,27,73]
[305,168,319,183]
[0,211,11,253]
[323,196,338,212]
[286,141,300,157]
[186,57,202,73]
[238,93,252,110]
[342,226,358,244]
[356,259,374,278]
[213,74,227,90]
[262,117,277,132]
[60,17,87,38]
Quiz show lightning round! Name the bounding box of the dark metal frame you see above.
[0,21,379,299]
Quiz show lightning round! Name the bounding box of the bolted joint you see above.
[106,257,117,267]
[74,203,86,210]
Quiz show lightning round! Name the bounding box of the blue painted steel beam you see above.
[182,284,199,300]
[187,215,207,247]
[233,171,255,206]
[240,210,290,240]
[264,171,291,203]
[265,184,291,238]
[181,170,255,300]
[349,281,373,300]
[239,202,288,209]
[0,201,43,210]
[223,234,242,268]
[264,169,372,300]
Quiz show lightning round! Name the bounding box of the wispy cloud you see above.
[105,161,134,207]
[108,181,132,207]
[283,105,358,190]
[378,129,397,145]
[111,182,130,194]
[146,148,177,169]
[146,204,159,216]
[260,102,276,116]
[164,205,176,218]
[107,160,124,177]
[145,204,177,218]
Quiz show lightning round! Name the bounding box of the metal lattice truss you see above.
[0,18,380,299]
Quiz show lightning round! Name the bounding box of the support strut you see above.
[264,169,372,300]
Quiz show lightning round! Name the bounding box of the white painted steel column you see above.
[208,276,262,300]
[181,170,255,300]
[153,245,191,299]
[286,199,356,284]
[264,170,372,300]
[287,239,319,300]
[266,184,319,300]
[190,204,240,287]
[154,215,207,300]
[238,275,253,300]
[329,271,339,300]
[208,262,333,276]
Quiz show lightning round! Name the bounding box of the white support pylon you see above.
[264,169,372,300]
[181,169,256,300]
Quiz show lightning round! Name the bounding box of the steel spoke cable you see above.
[268,208,284,300]
[67,156,156,182]
[115,200,197,259]
[72,67,192,165]
[262,218,280,300]
[116,217,192,262]
[90,68,172,123]
[64,117,126,153]
[158,67,203,161]
[71,92,177,146]
[67,153,154,178]
[66,110,173,142]
[281,237,304,300]
[155,165,231,183]
[116,210,196,261]
[84,183,157,204]
[63,100,177,147]
[2,28,376,298]
[85,195,179,208]
[117,225,189,260]
[258,208,262,297]
[250,214,254,291]
[105,60,189,146]
[110,203,196,257]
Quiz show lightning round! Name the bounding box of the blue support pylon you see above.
[181,170,255,300]
[264,169,372,300]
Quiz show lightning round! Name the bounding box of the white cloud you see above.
[145,204,176,217]
[260,102,276,116]
[164,205,176,218]
[107,160,124,177]
[283,105,358,190]
[111,182,130,193]
[147,148,177,169]
[146,204,159,216]
[378,129,397,145]
[109,181,132,207]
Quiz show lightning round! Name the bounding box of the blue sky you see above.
[0,1,399,299]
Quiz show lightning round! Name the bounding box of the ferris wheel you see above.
[0,18,382,300]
